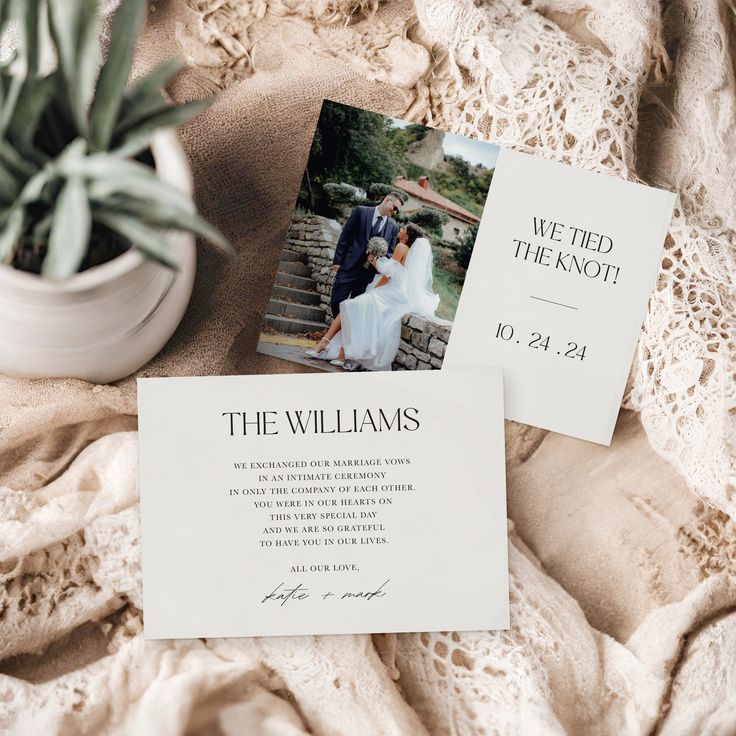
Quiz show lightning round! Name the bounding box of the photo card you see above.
[257,99,499,375]
[259,100,675,445]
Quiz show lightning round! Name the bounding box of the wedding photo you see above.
[257,101,500,373]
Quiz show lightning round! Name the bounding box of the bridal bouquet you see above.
[364,237,388,268]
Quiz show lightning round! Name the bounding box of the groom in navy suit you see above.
[330,192,403,317]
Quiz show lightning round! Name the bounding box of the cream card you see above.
[445,149,675,445]
[138,369,509,638]
[253,99,674,445]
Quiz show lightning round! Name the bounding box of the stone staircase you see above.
[264,248,329,335]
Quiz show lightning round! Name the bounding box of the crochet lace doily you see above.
[1,1,735,734]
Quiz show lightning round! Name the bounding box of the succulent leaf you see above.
[32,211,53,241]
[47,0,100,135]
[15,0,42,78]
[0,162,21,204]
[0,75,24,137]
[96,192,230,252]
[124,58,183,110]
[17,167,53,206]
[0,206,24,262]
[42,176,91,277]
[62,153,195,215]
[93,209,179,269]
[113,98,211,158]
[7,74,55,155]
[0,1,10,30]
[90,0,147,150]
[0,142,38,196]
[0,1,230,276]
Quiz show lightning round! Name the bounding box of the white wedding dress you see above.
[325,237,439,371]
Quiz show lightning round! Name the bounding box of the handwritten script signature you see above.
[261,580,390,605]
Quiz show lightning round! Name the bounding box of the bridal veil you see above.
[404,237,440,318]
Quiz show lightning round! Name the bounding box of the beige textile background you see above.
[1,1,735,734]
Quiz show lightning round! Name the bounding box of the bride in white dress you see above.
[306,223,439,371]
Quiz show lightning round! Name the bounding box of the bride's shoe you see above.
[305,337,330,359]
[330,348,348,368]
[330,349,348,368]
[331,357,359,370]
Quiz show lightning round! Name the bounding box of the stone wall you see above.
[394,314,452,370]
[285,215,453,370]
[285,216,341,324]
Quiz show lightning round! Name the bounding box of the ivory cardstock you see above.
[137,369,509,638]
[446,149,676,445]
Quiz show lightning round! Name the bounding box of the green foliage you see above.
[385,123,426,161]
[399,156,493,219]
[323,182,363,219]
[454,224,478,270]
[432,157,493,217]
[431,263,462,322]
[89,0,147,149]
[0,0,230,278]
[405,124,428,141]
[366,182,407,202]
[299,101,493,237]
[406,207,448,238]
[404,162,425,182]
[304,102,401,212]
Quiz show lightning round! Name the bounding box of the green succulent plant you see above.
[0,0,230,278]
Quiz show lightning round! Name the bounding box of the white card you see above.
[446,149,675,445]
[138,369,509,638]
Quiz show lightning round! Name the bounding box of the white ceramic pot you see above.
[0,129,197,384]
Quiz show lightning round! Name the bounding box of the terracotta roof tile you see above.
[393,176,481,223]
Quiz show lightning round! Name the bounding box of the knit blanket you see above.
[1,1,735,733]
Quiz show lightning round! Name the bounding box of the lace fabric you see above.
[1,1,735,733]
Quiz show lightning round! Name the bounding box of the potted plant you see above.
[0,0,231,383]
